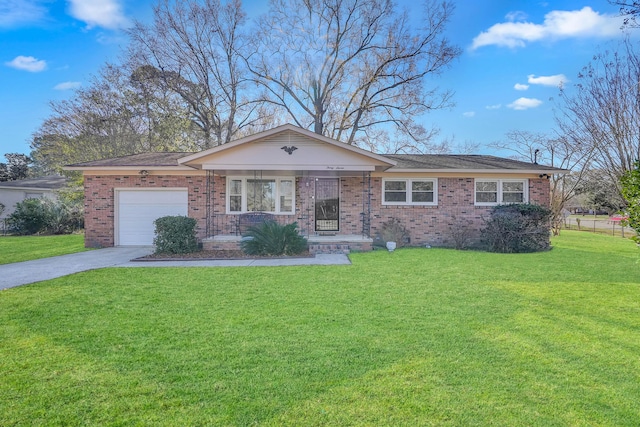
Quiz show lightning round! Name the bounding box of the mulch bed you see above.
[134,250,313,261]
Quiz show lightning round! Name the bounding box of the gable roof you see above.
[178,124,396,170]
[384,154,564,173]
[0,175,68,190]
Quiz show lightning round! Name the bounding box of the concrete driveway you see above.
[0,247,153,290]
[0,248,351,290]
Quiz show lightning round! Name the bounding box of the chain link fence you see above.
[562,217,636,238]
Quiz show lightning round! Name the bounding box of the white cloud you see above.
[5,55,47,72]
[54,81,82,90]
[486,104,502,110]
[463,111,476,118]
[95,31,128,45]
[527,74,568,87]
[508,97,543,110]
[471,7,623,50]
[514,83,529,91]
[0,0,47,28]
[505,11,528,22]
[67,0,130,30]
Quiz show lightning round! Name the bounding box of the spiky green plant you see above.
[241,220,307,256]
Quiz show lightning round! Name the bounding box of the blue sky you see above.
[0,0,630,157]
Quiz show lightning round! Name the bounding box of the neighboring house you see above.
[66,124,562,252]
[0,175,68,220]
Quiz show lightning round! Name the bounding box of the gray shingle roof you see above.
[67,151,562,172]
[383,154,561,171]
[67,152,195,167]
[0,175,68,189]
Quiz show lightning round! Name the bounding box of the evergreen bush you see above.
[241,220,307,256]
[153,216,199,254]
[7,198,53,235]
[620,161,640,244]
[481,203,552,253]
[7,197,83,235]
[46,199,83,234]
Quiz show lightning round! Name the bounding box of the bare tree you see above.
[127,0,269,149]
[30,64,196,173]
[574,169,627,214]
[610,1,640,27]
[491,130,593,235]
[557,38,640,191]
[246,0,460,150]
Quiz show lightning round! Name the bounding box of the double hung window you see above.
[382,179,437,205]
[227,177,294,214]
[475,179,527,205]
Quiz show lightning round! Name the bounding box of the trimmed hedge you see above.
[153,216,198,254]
[481,203,552,253]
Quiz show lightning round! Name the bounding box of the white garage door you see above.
[117,189,188,246]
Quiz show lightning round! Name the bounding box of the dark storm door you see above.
[315,178,339,232]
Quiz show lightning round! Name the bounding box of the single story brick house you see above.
[66,124,561,252]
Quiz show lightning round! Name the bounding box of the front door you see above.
[315,178,339,232]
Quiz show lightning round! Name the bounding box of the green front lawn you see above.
[1,231,639,425]
[0,234,88,265]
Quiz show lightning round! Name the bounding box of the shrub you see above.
[6,197,83,235]
[241,220,307,256]
[46,200,83,234]
[153,216,199,254]
[7,198,52,235]
[481,203,552,253]
[374,218,409,248]
[446,216,477,250]
[620,161,640,244]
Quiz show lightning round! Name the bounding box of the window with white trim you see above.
[227,177,295,214]
[382,179,437,205]
[475,179,527,205]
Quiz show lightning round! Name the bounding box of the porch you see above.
[200,171,376,255]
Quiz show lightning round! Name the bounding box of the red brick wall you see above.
[340,176,368,235]
[529,177,550,207]
[83,175,208,248]
[369,177,551,247]
[84,174,550,248]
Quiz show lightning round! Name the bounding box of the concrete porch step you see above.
[202,234,372,254]
[308,243,352,255]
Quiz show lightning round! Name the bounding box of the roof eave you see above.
[0,185,62,191]
[384,168,568,174]
[63,165,197,171]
